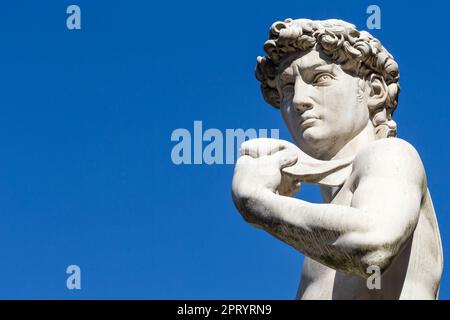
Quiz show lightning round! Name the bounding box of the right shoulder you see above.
[352,138,426,188]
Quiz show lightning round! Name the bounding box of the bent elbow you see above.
[359,247,397,278]
[336,230,406,278]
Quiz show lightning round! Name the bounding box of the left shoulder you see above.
[353,138,425,184]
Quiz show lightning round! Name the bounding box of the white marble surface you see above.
[232,18,443,300]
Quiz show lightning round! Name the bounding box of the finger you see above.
[278,174,300,196]
[241,138,288,158]
[271,148,298,169]
[240,140,261,158]
[236,154,254,166]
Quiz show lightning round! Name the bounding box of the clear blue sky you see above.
[0,0,448,299]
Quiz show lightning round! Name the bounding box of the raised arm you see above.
[232,138,425,278]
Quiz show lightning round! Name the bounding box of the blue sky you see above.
[0,0,449,299]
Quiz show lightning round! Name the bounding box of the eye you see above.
[281,83,294,97]
[313,73,335,84]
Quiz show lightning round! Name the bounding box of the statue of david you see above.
[231,18,443,299]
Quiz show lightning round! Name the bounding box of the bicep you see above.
[351,175,422,243]
[349,140,425,245]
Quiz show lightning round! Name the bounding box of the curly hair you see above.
[255,18,400,138]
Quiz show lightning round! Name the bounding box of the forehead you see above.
[278,48,335,76]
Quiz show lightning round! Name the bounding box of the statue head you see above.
[255,18,400,158]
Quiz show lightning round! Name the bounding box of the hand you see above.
[231,139,300,204]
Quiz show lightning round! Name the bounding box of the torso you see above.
[296,151,443,300]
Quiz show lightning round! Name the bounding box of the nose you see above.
[292,77,314,113]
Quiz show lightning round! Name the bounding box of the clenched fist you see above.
[231,139,302,218]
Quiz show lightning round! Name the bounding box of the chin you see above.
[300,127,323,143]
[296,128,332,156]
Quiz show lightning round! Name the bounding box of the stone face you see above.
[231,18,443,300]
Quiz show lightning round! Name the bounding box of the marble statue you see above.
[231,18,443,299]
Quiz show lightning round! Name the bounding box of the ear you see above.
[367,74,388,109]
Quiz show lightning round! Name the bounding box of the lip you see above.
[299,117,318,129]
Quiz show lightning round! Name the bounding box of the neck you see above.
[320,121,376,202]
[331,121,376,160]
